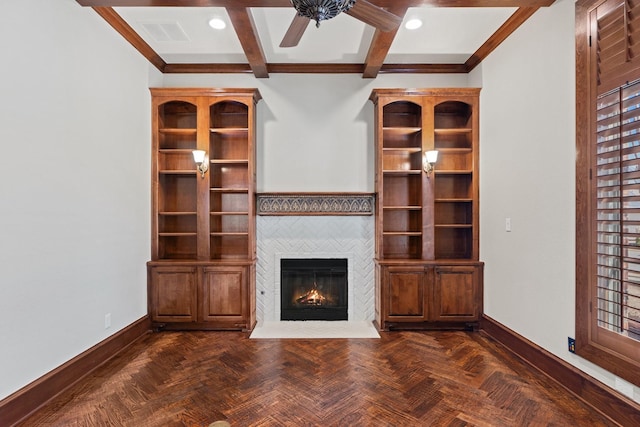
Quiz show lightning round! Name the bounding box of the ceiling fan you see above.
[280,0,403,48]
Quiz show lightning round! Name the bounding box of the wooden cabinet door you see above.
[432,265,480,322]
[149,266,198,322]
[201,266,246,325]
[384,266,428,321]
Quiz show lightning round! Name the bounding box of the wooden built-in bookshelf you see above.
[370,88,483,331]
[148,88,261,331]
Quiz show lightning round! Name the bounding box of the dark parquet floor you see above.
[19,330,616,426]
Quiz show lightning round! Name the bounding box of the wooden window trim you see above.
[576,0,640,387]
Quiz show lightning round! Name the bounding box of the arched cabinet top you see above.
[156,100,198,130]
[382,100,422,128]
[434,100,473,130]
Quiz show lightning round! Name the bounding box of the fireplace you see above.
[280,258,348,321]
[256,213,375,323]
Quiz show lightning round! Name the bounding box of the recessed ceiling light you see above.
[405,19,422,30]
[208,18,226,30]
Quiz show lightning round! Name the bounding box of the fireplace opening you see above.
[280,258,348,321]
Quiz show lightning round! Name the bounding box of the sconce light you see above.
[423,150,438,176]
[192,150,208,178]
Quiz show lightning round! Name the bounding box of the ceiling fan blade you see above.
[279,14,311,48]
[346,0,403,32]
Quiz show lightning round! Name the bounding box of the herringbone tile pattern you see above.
[256,216,375,322]
[19,331,614,426]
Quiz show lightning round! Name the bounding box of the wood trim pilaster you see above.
[480,315,640,427]
[0,316,152,427]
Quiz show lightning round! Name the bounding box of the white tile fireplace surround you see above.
[255,215,375,324]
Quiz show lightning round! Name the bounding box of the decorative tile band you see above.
[257,193,375,216]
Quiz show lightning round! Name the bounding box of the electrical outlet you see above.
[568,337,576,353]
[105,313,111,329]
[505,217,512,232]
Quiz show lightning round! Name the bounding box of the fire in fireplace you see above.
[280,258,348,321]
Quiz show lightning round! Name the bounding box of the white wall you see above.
[474,0,640,402]
[0,0,152,400]
[162,73,470,192]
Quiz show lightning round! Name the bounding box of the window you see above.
[576,0,640,386]
[595,82,640,339]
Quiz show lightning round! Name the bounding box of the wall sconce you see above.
[192,150,208,178]
[423,150,438,176]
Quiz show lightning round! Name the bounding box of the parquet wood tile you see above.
[18,330,616,427]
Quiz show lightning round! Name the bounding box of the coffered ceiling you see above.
[76,0,555,78]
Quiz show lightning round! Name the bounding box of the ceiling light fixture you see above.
[291,0,356,28]
[208,17,226,30]
[405,18,422,30]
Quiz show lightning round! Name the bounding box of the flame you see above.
[295,283,327,306]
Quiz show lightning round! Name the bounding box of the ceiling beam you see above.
[465,6,539,71]
[363,30,401,79]
[88,2,549,78]
[362,5,408,79]
[77,0,556,8]
[87,7,512,76]
[164,63,253,73]
[380,63,469,73]
[226,8,269,78]
[268,63,469,73]
[92,6,166,72]
[165,63,475,74]
[268,64,366,73]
